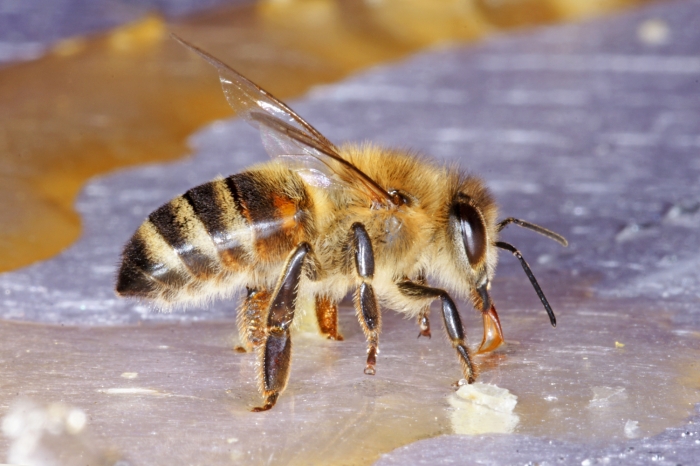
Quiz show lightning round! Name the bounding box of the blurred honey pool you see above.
[0,0,654,273]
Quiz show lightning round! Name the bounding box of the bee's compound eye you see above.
[454,201,486,267]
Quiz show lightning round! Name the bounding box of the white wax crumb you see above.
[624,419,640,438]
[448,383,519,435]
[453,382,518,413]
[120,372,138,379]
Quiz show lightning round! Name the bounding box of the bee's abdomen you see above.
[116,169,314,303]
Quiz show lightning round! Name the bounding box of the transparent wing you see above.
[173,34,395,208]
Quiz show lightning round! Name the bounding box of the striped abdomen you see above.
[116,168,314,304]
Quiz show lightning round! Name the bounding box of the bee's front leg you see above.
[252,242,311,412]
[351,223,381,376]
[397,280,476,383]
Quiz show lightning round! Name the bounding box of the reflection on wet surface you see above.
[0,282,698,464]
[0,0,654,273]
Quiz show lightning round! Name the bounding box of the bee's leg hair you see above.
[252,242,311,412]
[397,280,476,383]
[351,223,381,376]
[235,287,271,353]
[315,295,344,341]
[415,273,431,339]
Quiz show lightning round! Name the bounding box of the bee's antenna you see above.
[497,217,568,247]
[495,241,557,328]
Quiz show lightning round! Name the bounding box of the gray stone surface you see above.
[1,0,700,464]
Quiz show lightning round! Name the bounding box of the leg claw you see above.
[252,393,278,412]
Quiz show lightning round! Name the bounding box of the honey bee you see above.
[116,35,568,412]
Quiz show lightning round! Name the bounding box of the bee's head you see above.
[446,180,568,329]
[448,191,497,312]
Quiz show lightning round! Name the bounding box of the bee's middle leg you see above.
[351,223,381,376]
[252,242,311,412]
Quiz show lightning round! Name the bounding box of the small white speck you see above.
[120,372,138,379]
[158,345,169,349]
[625,420,640,438]
[637,19,670,46]
[66,409,87,434]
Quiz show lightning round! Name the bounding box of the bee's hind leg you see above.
[397,280,476,384]
[315,295,343,341]
[235,287,271,353]
[351,223,381,376]
[252,242,312,412]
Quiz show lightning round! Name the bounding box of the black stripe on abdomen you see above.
[117,234,187,297]
[148,201,217,278]
[225,172,303,262]
[184,181,248,268]
[183,184,225,238]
